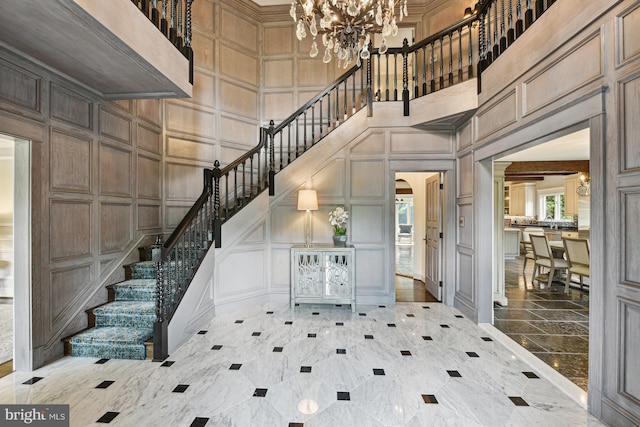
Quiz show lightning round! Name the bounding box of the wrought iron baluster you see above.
[287,123,292,165]
[303,110,307,151]
[351,72,356,113]
[402,38,409,116]
[319,98,323,138]
[385,54,390,101]
[468,22,474,78]
[439,38,444,89]
[311,104,315,144]
[448,32,454,86]
[343,80,347,120]
[493,0,499,59]
[376,54,381,101]
[458,27,463,83]
[421,47,427,95]
[430,42,436,92]
[413,51,418,98]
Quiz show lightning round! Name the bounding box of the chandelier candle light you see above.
[290,0,408,67]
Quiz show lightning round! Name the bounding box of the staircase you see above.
[61,0,554,361]
[64,258,158,360]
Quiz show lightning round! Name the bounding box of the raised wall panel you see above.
[137,99,161,126]
[219,116,258,146]
[110,99,132,112]
[311,205,337,241]
[137,123,161,154]
[193,0,214,32]
[351,160,384,198]
[623,192,640,284]
[189,71,215,108]
[457,120,472,151]
[351,204,384,244]
[193,33,215,71]
[166,162,205,201]
[298,59,331,86]
[311,159,346,199]
[100,143,132,197]
[50,264,93,325]
[166,102,215,138]
[621,74,640,171]
[49,200,92,261]
[137,204,161,229]
[618,4,640,65]
[99,107,131,144]
[457,203,473,248]
[137,155,161,199]
[50,84,92,129]
[219,143,249,167]
[100,203,133,254]
[620,298,640,401]
[166,205,191,228]
[456,251,474,300]
[219,80,258,119]
[221,10,257,52]
[264,59,293,88]
[0,59,40,112]
[390,131,452,154]
[167,136,216,163]
[220,44,258,86]
[350,132,385,154]
[457,153,473,198]
[50,129,92,193]
[297,91,318,109]
[241,222,266,245]
[271,248,291,291]
[264,26,293,54]
[271,204,303,243]
[264,92,294,121]
[476,89,517,141]
[523,33,602,116]
[355,249,385,293]
[218,250,265,298]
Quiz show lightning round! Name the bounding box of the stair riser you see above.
[95,314,155,329]
[71,342,147,360]
[114,288,156,302]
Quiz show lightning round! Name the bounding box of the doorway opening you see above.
[0,135,15,377]
[394,173,439,303]
[492,125,591,392]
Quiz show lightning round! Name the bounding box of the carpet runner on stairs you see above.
[68,266,157,360]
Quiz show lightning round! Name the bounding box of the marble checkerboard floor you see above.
[0,303,604,426]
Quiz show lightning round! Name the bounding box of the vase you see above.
[333,234,348,247]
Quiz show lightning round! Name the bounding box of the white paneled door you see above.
[425,174,442,301]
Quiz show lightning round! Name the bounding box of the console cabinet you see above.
[290,245,355,311]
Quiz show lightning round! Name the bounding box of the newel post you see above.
[153,235,169,361]
[212,161,222,248]
[366,42,373,117]
[402,38,410,116]
[268,120,275,196]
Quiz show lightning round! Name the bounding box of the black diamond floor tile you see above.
[373,368,385,375]
[190,417,209,427]
[229,364,242,370]
[285,321,293,325]
[364,335,374,339]
[289,423,304,427]
[337,391,350,401]
[440,324,450,328]
[266,311,274,314]
[455,315,464,318]
[95,358,109,364]
[273,347,284,353]
[422,336,433,341]
[336,322,344,326]
[447,370,461,377]
[387,323,396,327]
[97,411,119,423]
[336,348,346,354]
[173,384,189,393]
[211,345,223,350]
[161,361,175,367]
[300,366,312,373]
[235,320,244,324]
[253,388,268,397]
[481,337,493,342]
[359,313,366,316]
[252,332,261,337]
[312,312,319,315]
[422,306,431,309]
[406,314,415,317]
[466,352,479,358]
[509,396,529,406]
[22,377,43,385]
[422,394,438,404]
[523,371,540,379]
[308,333,317,338]
[197,330,207,335]
[95,380,115,389]
[401,350,412,356]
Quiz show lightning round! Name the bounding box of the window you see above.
[395,198,414,227]
[539,193,569,220]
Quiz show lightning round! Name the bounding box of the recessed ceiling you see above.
[498,128,590,162]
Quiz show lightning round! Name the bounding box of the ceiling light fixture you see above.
[290,0,408,68]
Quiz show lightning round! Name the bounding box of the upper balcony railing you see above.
[130,0,195,84]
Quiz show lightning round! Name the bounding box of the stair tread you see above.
[112,279,156,301]
[69,326,153,344]
[93,300,155,316]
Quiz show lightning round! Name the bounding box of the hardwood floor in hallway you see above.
[496,255,590,391]
[395,244,438,303]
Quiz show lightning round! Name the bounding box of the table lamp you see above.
[297,189,318,247]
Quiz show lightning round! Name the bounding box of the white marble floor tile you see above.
[0,302,605,427]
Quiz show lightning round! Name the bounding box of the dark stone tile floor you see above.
[496,255,590,391]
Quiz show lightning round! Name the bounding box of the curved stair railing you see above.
[152,0,556,360]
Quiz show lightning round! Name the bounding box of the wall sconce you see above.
[576,172,590,196]
[297,189,318,247]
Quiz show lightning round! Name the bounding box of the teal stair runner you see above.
[69,263,157,360]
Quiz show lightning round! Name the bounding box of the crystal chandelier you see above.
[290,0,408,67]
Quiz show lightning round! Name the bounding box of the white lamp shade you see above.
[297,189,318,210]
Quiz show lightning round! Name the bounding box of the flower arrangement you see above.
[329,206,349,235]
